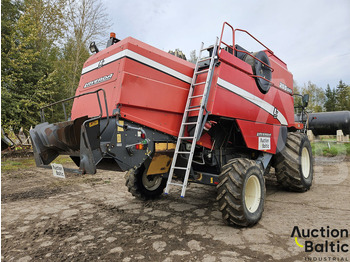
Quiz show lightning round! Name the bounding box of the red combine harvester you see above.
[30,22,313,226]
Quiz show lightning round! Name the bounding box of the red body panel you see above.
[72,36,296,153]
[208,50,294,126]
[71,37,194,137]
[236,120,280,154]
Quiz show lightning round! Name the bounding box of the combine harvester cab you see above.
[30,22,313,227]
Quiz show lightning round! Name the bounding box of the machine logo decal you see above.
[84,73,113,88]
[217,78,288,125]
[256,132,271,137]
[81,50,192,84]
[279,82,293,94]
[98,59,105,68]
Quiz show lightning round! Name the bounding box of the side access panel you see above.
[236,119,281,154]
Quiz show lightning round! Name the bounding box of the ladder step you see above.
[200,46,214,52]
[193,81,206,86]
[182,122,197,125]
[178,136,194,140]
[198,57,211,62]
[168,182,184,187]
[189,105,200,109]
[177,151,191,154]
[195,69,210,74]
[185,108,201,112]
[173,166,188,170]
[189,94,204,99]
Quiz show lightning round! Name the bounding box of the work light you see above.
[89,42,99,53]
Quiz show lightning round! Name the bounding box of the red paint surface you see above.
[71,34,296,152]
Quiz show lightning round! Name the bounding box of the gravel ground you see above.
[1,155,349,261]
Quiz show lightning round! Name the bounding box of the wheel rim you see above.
[142,173,162,191]
[301,147,311,179]
[245,175,261,213]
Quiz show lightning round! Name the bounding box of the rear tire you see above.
[125,165,166,200]
[216,158,265,227]
[274,132,313,192]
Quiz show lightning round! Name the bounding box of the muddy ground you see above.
[1,155,350,262]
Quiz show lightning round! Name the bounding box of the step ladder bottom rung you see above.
[185,108,201,112]
[168,182,184,187]
[177,151,191,154]
[173,166,187,170]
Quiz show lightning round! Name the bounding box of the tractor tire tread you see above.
[217,158,264,227]
[275,132,313,192]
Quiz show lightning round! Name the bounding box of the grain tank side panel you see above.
[71,37,195,137]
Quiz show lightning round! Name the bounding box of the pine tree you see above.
[324,84,337,112]
[335,80,350,111]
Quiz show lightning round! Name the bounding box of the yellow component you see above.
[117,134,122,143]
[117,120,124,132]
[145,148,151,156]
[295,237,304,248]
[155,142,176,152]
[89,120,99,127]
[210,177,213,184]
[146,154,172,175]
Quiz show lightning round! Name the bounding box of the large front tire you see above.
[125,165,166,200]
[216,158,265,227]
[274,132,313,192]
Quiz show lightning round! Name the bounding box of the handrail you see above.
[235,28,274,54]
[218,22,274,73]
[40,88,110,137]
[219,22,234,52]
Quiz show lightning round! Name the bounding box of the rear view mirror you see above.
[302,94,309,107]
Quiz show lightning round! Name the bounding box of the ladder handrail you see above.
[218,22,274,73]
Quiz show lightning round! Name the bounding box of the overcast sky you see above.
[103,0,350,89]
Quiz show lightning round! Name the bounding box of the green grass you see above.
[1,155,73,172]
[311,142,350,157]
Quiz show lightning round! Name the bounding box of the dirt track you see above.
[1,156,350,261]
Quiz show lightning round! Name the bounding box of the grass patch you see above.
[1,155,73,172]
[311,142,350,157]
[1,158,36,172]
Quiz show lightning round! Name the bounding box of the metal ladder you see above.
[165,38,218,197]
